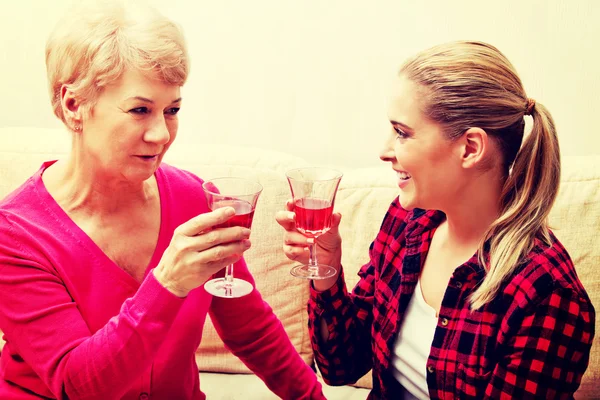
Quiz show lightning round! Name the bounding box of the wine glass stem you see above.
[308,240,319,275]
[224,264,234,297]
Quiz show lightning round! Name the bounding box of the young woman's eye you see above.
[165,107,180,116]
[394,126,408,138]
[129,107,150,114]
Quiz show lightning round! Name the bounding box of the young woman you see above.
[277,41,595,399]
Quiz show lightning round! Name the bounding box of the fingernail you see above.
[242,228,251,237]
[288,212,295,220]
[243,239,252,248]
[307,238,314,245]
[222,207,235,216]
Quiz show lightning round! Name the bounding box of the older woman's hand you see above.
[153,207,252,297]
[275,199,342,291]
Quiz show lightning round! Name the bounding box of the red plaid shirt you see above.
[308,197,595,399]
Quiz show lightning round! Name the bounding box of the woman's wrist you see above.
[312,267,340,292]
[313,277,338,292]
[152,267,188,298]
[312,249,342,292]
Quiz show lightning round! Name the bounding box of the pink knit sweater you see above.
[0,161,323,399]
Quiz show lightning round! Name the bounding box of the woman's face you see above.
[79,68,181,183]
[380,75,464,212]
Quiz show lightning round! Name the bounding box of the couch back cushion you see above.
[546,156,600,398]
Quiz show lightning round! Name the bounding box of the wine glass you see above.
[202,177,263,298]
[285,167,343,280]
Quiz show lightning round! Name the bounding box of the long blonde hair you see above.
[400,41,561,309]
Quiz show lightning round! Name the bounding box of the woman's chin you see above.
[398,195,415,211]
[124,165,160,183]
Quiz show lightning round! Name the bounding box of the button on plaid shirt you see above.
[308,197,595,399]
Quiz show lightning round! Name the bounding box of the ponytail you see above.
[470,102,561,309]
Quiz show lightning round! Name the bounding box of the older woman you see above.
[278,41,595,399]
[0,1,324,399]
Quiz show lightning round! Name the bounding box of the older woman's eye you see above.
[165,107,180,116]
[129,107,150,114]
[394,126,408,138]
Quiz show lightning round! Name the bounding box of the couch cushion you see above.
[547,155,600,398]
[199,372,370,400]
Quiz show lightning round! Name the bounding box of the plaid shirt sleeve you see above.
[307,197,409,386]
[307,266,375,385]
[482,271,595,399]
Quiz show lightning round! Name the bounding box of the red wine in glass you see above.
[212,199,255,229]
[202,177,262,298]
[293,198,333,237]
[285,167,342,280]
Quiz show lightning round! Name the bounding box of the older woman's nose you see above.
[145,116,171,144]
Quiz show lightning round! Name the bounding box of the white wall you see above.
[1,0,598,167]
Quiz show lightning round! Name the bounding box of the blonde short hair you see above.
[46,0,189,123]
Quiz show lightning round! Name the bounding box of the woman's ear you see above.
[60,85,83,132]
[459,127,489,169]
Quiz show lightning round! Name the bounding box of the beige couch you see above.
[0,127,598,399]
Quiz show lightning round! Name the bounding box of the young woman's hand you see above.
[275,199,342,291]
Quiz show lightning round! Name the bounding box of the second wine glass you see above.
[202,177,262,298]
[286,167,343,280]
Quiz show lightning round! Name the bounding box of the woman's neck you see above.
[440,170,503,251]
[42,156,157,216]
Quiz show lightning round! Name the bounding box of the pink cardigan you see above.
[0,162,324,399]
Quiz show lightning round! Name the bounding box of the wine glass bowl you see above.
[285,168,343,280]
[202,177,262,298]
[293,198,334,238]
[211,198,255,229]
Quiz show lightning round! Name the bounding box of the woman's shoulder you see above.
[0,165,44,209]
[0,166,46,230]
[503,232,592,309]
[0,203,49,268]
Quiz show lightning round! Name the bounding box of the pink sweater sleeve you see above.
[208,258,325,400]
[0,214,184,399]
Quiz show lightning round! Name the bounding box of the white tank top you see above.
[390,279,438,400]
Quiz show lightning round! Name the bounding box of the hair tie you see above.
[525,98,536,115]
